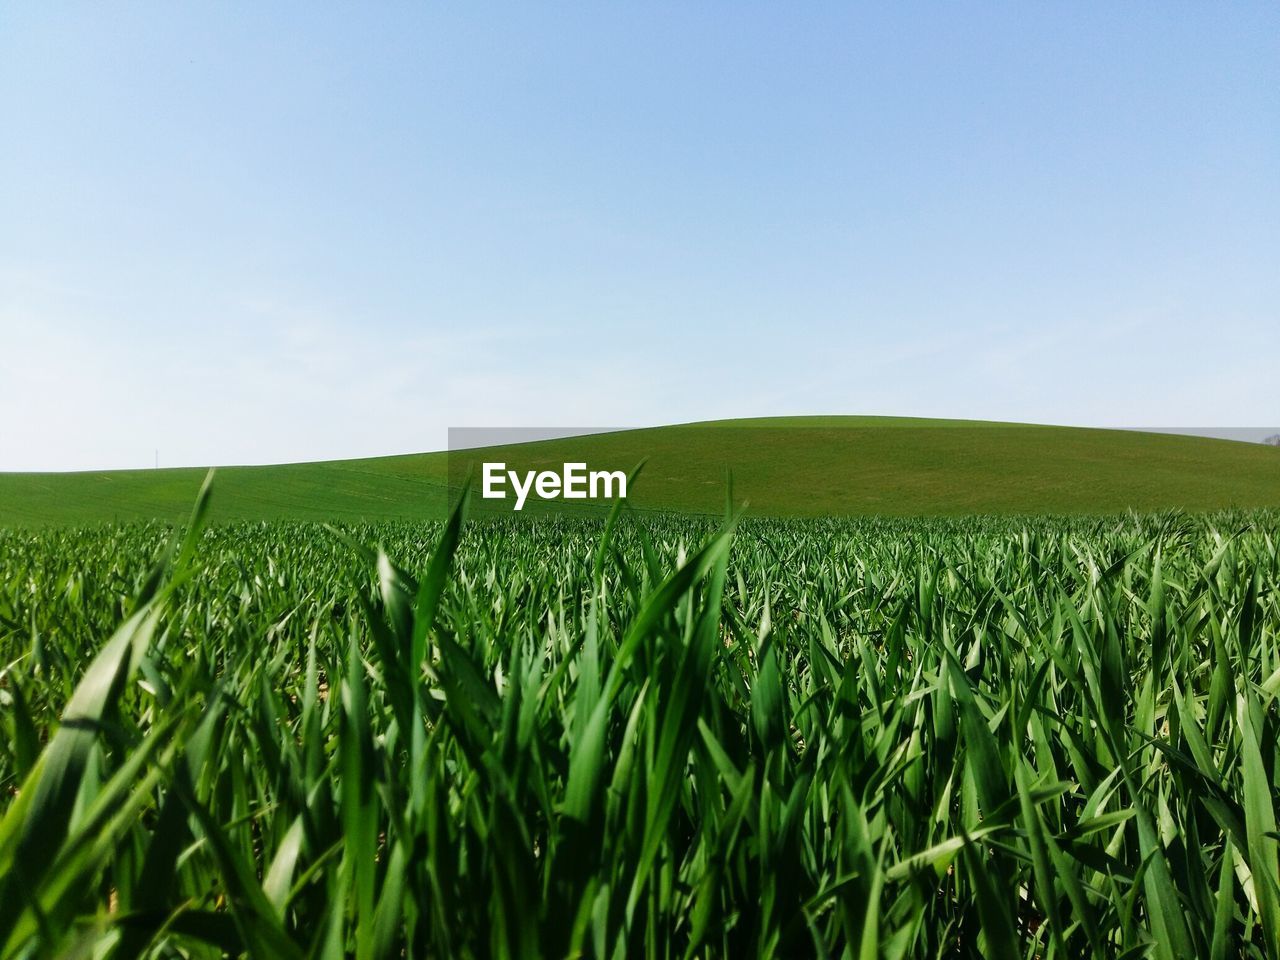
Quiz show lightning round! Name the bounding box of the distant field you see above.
[2,417,1279,524]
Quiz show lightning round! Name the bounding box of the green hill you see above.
[2,417,1279,525]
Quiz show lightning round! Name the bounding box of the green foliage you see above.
[1,503,1279,957]
[4,417,1280,525]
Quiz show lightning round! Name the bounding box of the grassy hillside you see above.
[2,417,1279,524]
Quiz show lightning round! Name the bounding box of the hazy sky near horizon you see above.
[3,3,1277,470]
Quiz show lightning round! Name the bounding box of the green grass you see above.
[3,417,1280,525]
[2,488,1279,957]
[0,454,452,526]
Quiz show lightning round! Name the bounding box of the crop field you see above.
[2,486,1280,958]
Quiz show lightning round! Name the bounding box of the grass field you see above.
[4,422,1280,956]
[3,417,1279,525]
[2,479,1279,957]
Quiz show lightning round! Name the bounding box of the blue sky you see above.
[2,3,1277,469]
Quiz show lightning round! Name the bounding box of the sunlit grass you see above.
[1,483,1278,957]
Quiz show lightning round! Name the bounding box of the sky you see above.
[2,3,1277,470]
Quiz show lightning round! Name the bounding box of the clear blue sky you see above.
[2,3,1277,469]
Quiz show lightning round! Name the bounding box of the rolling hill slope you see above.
[2,417,1279,525]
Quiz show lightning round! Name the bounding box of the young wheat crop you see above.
[1,487,1278,957]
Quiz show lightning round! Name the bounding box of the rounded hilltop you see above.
[2,417,1279,524]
